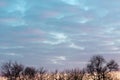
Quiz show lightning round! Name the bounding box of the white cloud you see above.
[43,32,68,45]
[7,53,18,56]
[69,43,85,50]
[61,0,79,5]
[101,41,115,46]
[51,59,58,64]
[82,6,90,11]
[61,0,91,11]
[56,56,66,60]
[43,41,58,45]
[77,18,90,24]
[50,32,67,40]
[110,47,119,51]
[50,56,66,65]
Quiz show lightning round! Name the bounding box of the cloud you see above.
[43,32,68,45]
[7,0,27,16]
[50,56,66,65]
[7,53,22,57]
[69,43,85,50]
[61,0,93,11]
[0,46,25,49]
[67,61,88,65]
[77,18,90,24]
[1,0,120,70]
[0,17,27,27]
[50,32,67,40]
[0,52,23,57]
[56,56,66,60]
[61,0,79,5]
[100,41,115,46]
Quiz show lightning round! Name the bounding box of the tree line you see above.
[0,55,119,80]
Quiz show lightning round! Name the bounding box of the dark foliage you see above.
[23,66,37,78]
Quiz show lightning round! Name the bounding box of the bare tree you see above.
[86,55,119,80]
[105,60,119,80]
[1,61,24,80]
[107,60,119,72]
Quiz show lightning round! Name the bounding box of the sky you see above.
[0,0,120,71]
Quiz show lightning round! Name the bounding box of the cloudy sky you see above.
[0,0,120,71]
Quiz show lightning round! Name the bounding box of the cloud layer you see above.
[0,0,120,70]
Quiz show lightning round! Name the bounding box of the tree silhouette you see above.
[86,55,119,80]
[23,66,37,78]
[65,68,85,80]
[0,55,119,80]
[107,60,119,72]
[1,61,24,80]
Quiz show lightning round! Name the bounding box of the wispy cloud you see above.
[7,0,27,16]
[69,43,85,50]
[0,46,25,49]
[0,52,23,57]
[61,0,80,5]
[43,32,68,45]
[50,56,66,65]
[0,17,26,27]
